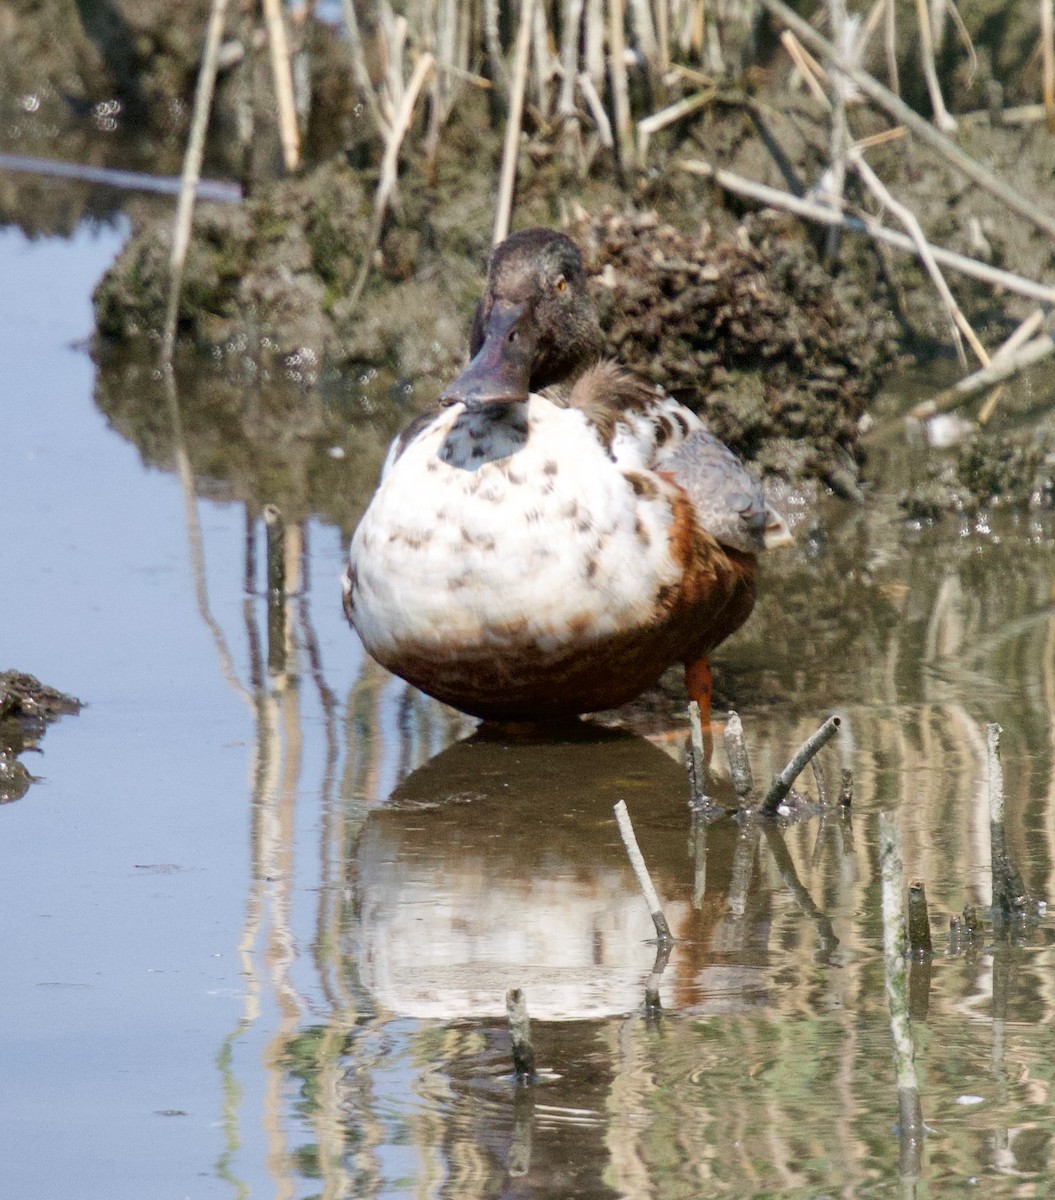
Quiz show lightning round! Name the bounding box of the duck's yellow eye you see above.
[555,276,567,292]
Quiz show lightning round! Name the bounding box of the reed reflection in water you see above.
[147,362,1055,1199]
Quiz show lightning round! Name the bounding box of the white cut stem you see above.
[915,0,957,132]
[614,800,673,943]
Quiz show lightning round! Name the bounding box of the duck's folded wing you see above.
[662,430,792,553]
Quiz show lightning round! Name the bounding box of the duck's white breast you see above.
[347,396,683,663]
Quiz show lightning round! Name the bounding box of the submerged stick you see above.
[907,880,933,955]
[987,723,1028,922]
[757,0,1055,240]
[878,810,924,1174]
[762,716,842,816]
[506,988,536,1082]
[493,0,534,245]
[677,159,1055,307]
[723,711,753,800]
[614,800,674,944]
[161,0,231,366]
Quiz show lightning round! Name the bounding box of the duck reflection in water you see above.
[343,228,790,725]
[348,726,773,1022]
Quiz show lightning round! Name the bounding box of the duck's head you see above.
[441,228,603,411]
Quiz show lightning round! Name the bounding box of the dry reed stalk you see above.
[655,0,670,74]
[637,87,715,165]
[493,0,535,245]
[881,0,900,94]
[584,0,606,86]
[578,72,615,146]
[850,148,988,368]
[914,0,957,132]
[262,0,301,170]
[762,715,841,815]
[483,0,509,94]
[348,52,435,309]
[825,0,851,261]
[781,31,831,107]
[609,0,635,170]
[340,0,386,135]
[723,711,753,801]
[758,0,1055,240]
[1043,0,1055,129]
[677,157,1055,306]
[977,309,1045,423]
[161,0,231,367]
[558,0,586,119]
[909,330,1055,420]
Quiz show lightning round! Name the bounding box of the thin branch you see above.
[762,715,842,815]
[348,52,434,309]
[677,158,1055,306]
[613,800,674,944]
[914,0,957,132]
[723,710,753,800]
[850,148,987,368]
[908,330,1055,420]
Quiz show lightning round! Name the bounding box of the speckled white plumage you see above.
[346,393,694,675]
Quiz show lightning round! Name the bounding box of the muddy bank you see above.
[86,1,1055,504]
[0,671,82,804]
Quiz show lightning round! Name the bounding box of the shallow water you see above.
[3,209,1055,1200]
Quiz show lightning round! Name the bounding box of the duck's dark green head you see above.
[441,229,604,411]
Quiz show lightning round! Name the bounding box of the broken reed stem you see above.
[757,0,1055,241]
[677,159,1055,307]
[505,987,536,1082]
[348,52,435,309]
[914,0,957,132]
[907,880,933,955]
[608,0,634,171]
[613,800,674,944]
[908,331,1055,421]
[878,810,924,1171]
[262,0,301,171]
[762,716,841,816]
[161,0,231,367]
[493,0,534,245]
[723,710,753,800]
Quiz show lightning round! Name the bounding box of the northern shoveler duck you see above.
[343,228,790,722]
